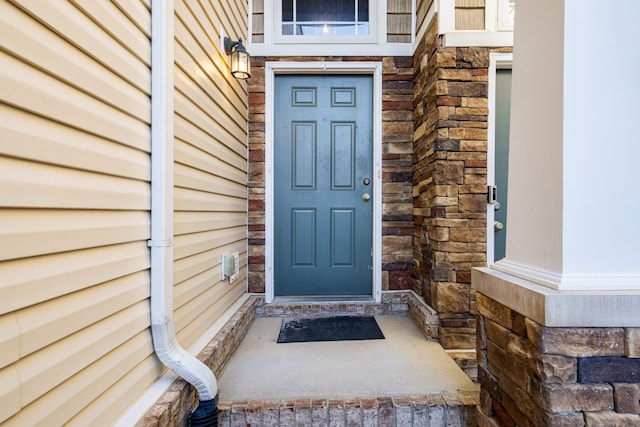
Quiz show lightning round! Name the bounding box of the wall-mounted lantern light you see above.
[223,37,251,80]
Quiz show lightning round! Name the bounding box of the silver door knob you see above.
[362,193,371,202]
[494,221,504,231]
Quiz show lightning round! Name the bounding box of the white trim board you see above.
[264,61,383,303]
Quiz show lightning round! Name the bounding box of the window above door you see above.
[281,0,370,37]
[274,0,377,44]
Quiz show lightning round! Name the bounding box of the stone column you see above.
[474,0,640,425]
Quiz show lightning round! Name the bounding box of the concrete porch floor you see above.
[218,315,479,402]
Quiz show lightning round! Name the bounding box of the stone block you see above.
[426,395,446,427]
[295,399,311,426]
[512,386,549,427]
[477,314,487,350]
[578,357,640,383]
[435,282,470,312]
[344,398,360,427]
[436,50,457,68]
[626,328,640,358]
[476,408,501,427]
[479,388,493,415]
[500,392,531,427]
[525,317,543,348]
[361,398,378,427]
[437,68,473,81]
[393,396,412,427]
[449,127,488,140]
[377,397,394,427]
[496,347,530,390]
[433,160,464,184]
[533,354,577,384]
[312,399,328,426]
[442,394,465,427]
[246,400,263,427]
[328,399,345,427]
[477,293,513,329]
[437,96,462,106]
[217,402,231,427]
[614,383,640,414]
[541,327,625,357]
[539,383,613,412]
[409,395,428,426]
[446,81,487,98]
[458,194,487,213]
[507,312,527,338]
[429,226,450,242]
[540,412,585,427]
[491,399,515,427]
[440,330,476,349]
[456,47,490,68]
[449,227,486,243]
[479,366,501,401]
[230,402,247,426]
[584,412,640,427]
[279,400,295,425]
[484,318,510,350]
[262,400,280,426]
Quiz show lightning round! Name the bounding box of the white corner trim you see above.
[438,0,456,34]
[413,1,437,53]
[264,61,383,303]
[442,31,513,47]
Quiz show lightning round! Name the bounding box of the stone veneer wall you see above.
[412,17,511,350]
[476,292,640,427]
[247,56,415,294]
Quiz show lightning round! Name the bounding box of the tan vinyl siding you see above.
[416,0,435,38]
[387,0,412,43]
[252,0,265,43]
[1,0,248,424]
[455,0,485,30]
[173,0,248,351]
[0,0,154,424]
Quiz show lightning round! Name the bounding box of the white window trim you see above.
[264,61,383,303]
[486,52,513,266]
[437,0,514,47]
[250,1,414,56]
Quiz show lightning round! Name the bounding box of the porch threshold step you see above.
[218,391,479,426]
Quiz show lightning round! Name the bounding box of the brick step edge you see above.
[218,392,479,427]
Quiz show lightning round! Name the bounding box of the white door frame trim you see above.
[487,52,513,266]
[264,61,383,303]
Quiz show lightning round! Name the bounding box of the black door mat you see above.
[277,316,385,343]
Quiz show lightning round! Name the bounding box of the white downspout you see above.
[149,0,218,409]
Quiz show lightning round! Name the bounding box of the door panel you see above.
[494,69,512,262]
[275,75,373,296]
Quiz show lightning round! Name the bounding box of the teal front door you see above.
[274,75,373,297]
[494,69,512,262]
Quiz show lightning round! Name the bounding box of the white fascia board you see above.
[248,43,413,57]
[442,31,513,47]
